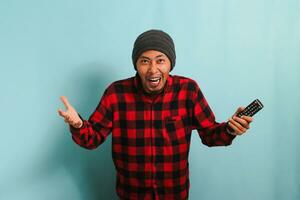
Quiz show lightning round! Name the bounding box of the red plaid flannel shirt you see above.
[69,74,235,200]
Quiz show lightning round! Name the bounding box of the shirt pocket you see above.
[164,115,190,145]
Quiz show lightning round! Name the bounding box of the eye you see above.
[140,59,149,64]
[157,59,165,64]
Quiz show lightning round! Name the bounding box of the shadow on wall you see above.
[54,62,119,200]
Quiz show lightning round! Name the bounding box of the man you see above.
[58,29,253,200]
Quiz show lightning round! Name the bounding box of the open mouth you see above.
[147,77,161,87]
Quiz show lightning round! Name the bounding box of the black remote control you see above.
[236,99,264,117]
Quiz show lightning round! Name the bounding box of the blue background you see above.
[1,0,299,199]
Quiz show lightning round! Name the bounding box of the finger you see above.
[64,118,73,124]
[233,116,250,129]
[230,118,247,132]
[233,107,245,117]
[234,106,245,116]
[227,121,243,135]
[229,118,246,133]
[60,96,71,110]
[58,108,67,117]
[63,115,70,122]
[241,116,253,123]
[237,106,245,113]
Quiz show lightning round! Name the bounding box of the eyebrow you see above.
[139,54,165,60]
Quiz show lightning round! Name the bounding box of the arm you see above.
[58,91,113,150]
[191,83,235,147]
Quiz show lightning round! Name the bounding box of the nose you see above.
[148,60,158,73]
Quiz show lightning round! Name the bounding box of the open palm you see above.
[58,96,83,128]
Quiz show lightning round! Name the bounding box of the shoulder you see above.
[171,75,200,91]
[110,76,134,87]
[104,76,135,95]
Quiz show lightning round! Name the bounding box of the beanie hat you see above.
[132,29,176,71]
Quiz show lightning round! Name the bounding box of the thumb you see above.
[234,106,245,116]
[58,108,67,118]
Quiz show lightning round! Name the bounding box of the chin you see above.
[148,87,163,94]
[143,81,165,94]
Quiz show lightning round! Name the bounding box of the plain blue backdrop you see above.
[1,0,299,199]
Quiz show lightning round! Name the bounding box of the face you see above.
[136,50,171,94]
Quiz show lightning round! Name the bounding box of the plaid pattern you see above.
[70,74,235,200]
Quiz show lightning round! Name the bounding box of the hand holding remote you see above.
[227,99,263,135]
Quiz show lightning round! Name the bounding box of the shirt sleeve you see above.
[191,82,236,147]
[69,89,113,150]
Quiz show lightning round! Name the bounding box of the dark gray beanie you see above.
[132,29,176,71]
